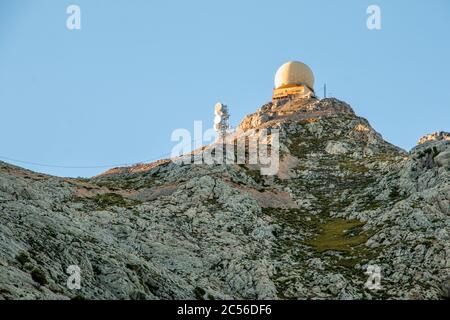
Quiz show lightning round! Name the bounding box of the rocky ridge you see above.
[0,97,449,300]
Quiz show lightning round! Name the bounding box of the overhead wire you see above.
[0,136,213,170]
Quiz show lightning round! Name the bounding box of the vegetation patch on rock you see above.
[305,218,368,252]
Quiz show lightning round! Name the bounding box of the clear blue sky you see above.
[0,0,449,177]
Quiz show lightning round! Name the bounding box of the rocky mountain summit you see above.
[0,97,449,300]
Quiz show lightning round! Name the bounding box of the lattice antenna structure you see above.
[214,102,230,141]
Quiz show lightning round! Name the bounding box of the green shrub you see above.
[193,287,206,300]
[93,193,127,208]
[16,252,30,265]
[31,268,48,286]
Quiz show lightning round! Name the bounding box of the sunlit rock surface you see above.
[0,98,449,300]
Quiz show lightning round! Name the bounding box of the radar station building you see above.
[272,61,315,101]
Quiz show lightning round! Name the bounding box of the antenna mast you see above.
[214,103,230,142]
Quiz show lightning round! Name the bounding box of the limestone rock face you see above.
[0,98,448,300]
[325,141,349,155]
[418,131,450,145]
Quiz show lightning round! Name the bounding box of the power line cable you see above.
[0,136,213,170]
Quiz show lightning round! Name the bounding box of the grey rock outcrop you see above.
[0,98,448,300]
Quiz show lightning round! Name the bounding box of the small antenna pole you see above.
[324,83,327,98]
[214,102,230,142]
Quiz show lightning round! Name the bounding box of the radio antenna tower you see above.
[214,102,230,142]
